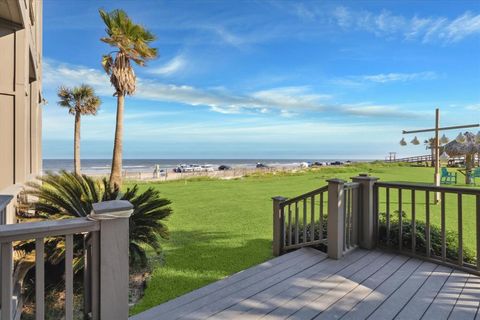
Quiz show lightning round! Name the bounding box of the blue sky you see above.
[42,0,480,159]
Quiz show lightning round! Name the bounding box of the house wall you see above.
[0,0,42,223]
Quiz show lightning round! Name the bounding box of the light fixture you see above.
[400,138,407,146]
[411,136,420,145]
[440,134,449,144]
[439,151,450,161]
[456,132,466,143]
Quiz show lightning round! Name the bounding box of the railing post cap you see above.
[326,178,346,184]
[91,200,134,218]
[351,174,379,181]
[272,196,288,201]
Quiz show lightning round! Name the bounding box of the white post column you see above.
[351,174,379,249]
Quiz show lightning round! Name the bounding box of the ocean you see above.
[43,158,365,174]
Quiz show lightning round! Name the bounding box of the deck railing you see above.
[374,181,480,275]
[0,199,132,320]
[274,175,480,274]
[272,186,328,256]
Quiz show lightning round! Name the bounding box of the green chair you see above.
[441,167,457,184]
[469,168,480,185]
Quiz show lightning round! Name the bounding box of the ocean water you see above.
[43,158,362,174]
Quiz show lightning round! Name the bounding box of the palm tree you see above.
[57,85,101,175]
[99,9,158,188]
[22,171,172,267]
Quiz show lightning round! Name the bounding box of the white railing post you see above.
[272,196,287,256]
[90,200,133,320]
[351,174,379,250]
[327,178,345,259]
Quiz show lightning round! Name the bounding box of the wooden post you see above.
[351,174,379,249]
[327,178,345,259]
[272,196,287,256]
[90,200,133,320]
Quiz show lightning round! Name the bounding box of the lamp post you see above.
[401,108,480,202]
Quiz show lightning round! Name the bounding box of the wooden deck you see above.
[131,248,480,320]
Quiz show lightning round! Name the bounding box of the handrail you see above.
[374,180,480,275]
[272,185,329,255]
[375,181,480,195]
[281,185,328,206]
[0,218,99,243]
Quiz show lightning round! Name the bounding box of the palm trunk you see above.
[109,94,125,188]
[74,112,81,175]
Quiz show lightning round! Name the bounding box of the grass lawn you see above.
[128,163,478,314]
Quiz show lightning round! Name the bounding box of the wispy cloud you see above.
[333,71,437,86]
[331,7,480,43]
[149,54,187,76]
[43,59,423,119]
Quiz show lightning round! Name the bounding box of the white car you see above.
[202,165,215,172]
[192,164,203,172]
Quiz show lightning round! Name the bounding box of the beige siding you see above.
[0,95,15,190]
[0,0,42,205]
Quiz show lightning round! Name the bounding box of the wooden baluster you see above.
[35,238,45,320]
[65,234,74,320]
[441,192,446,261]
[319,193,324,239]
[426,191,431,258]
[295,202,299,245]
[310,196,315,242]
[476,195,480,271]
[411,190,416,254]
[288,204,292,246]
[1,242,13,320]
[343,190,347,252]
[386,188,390,246]
[399,189,403,251]
[457,194,463,266]
[303,198,307,243]
[351,187,359,246]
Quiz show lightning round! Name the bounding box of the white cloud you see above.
[43,59,423,119]
[465,103,480,111]
[334,71,437,86]
[361,71,437,83]
[149,55,187,76]
[332,7,480,43]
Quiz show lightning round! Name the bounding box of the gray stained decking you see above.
[131,248,480,320]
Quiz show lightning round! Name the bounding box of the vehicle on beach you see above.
[300,162,310,168]
[201,165,215,172]
[256,163,268,168]
[218,165,232,171]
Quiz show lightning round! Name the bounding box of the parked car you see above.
[218,165,232,171]
[299,162,310,168]
[256,163,268,168]
[202,165,215,172]
[330,161,344,166]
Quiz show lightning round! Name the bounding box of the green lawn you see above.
[128,163,478,314]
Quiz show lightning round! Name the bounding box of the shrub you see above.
[377,211,475,264]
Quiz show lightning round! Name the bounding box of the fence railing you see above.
[374,181,480,275]
[342,182,360,253]
[0,200,132,320]
[272,186,328,256]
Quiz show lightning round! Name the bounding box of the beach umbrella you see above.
[444,132,480,183]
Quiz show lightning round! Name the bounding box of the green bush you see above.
[378,211,476,264]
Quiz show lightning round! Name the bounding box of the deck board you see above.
[131,248,480,320]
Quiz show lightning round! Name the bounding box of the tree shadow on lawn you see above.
[135,230,272,313]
